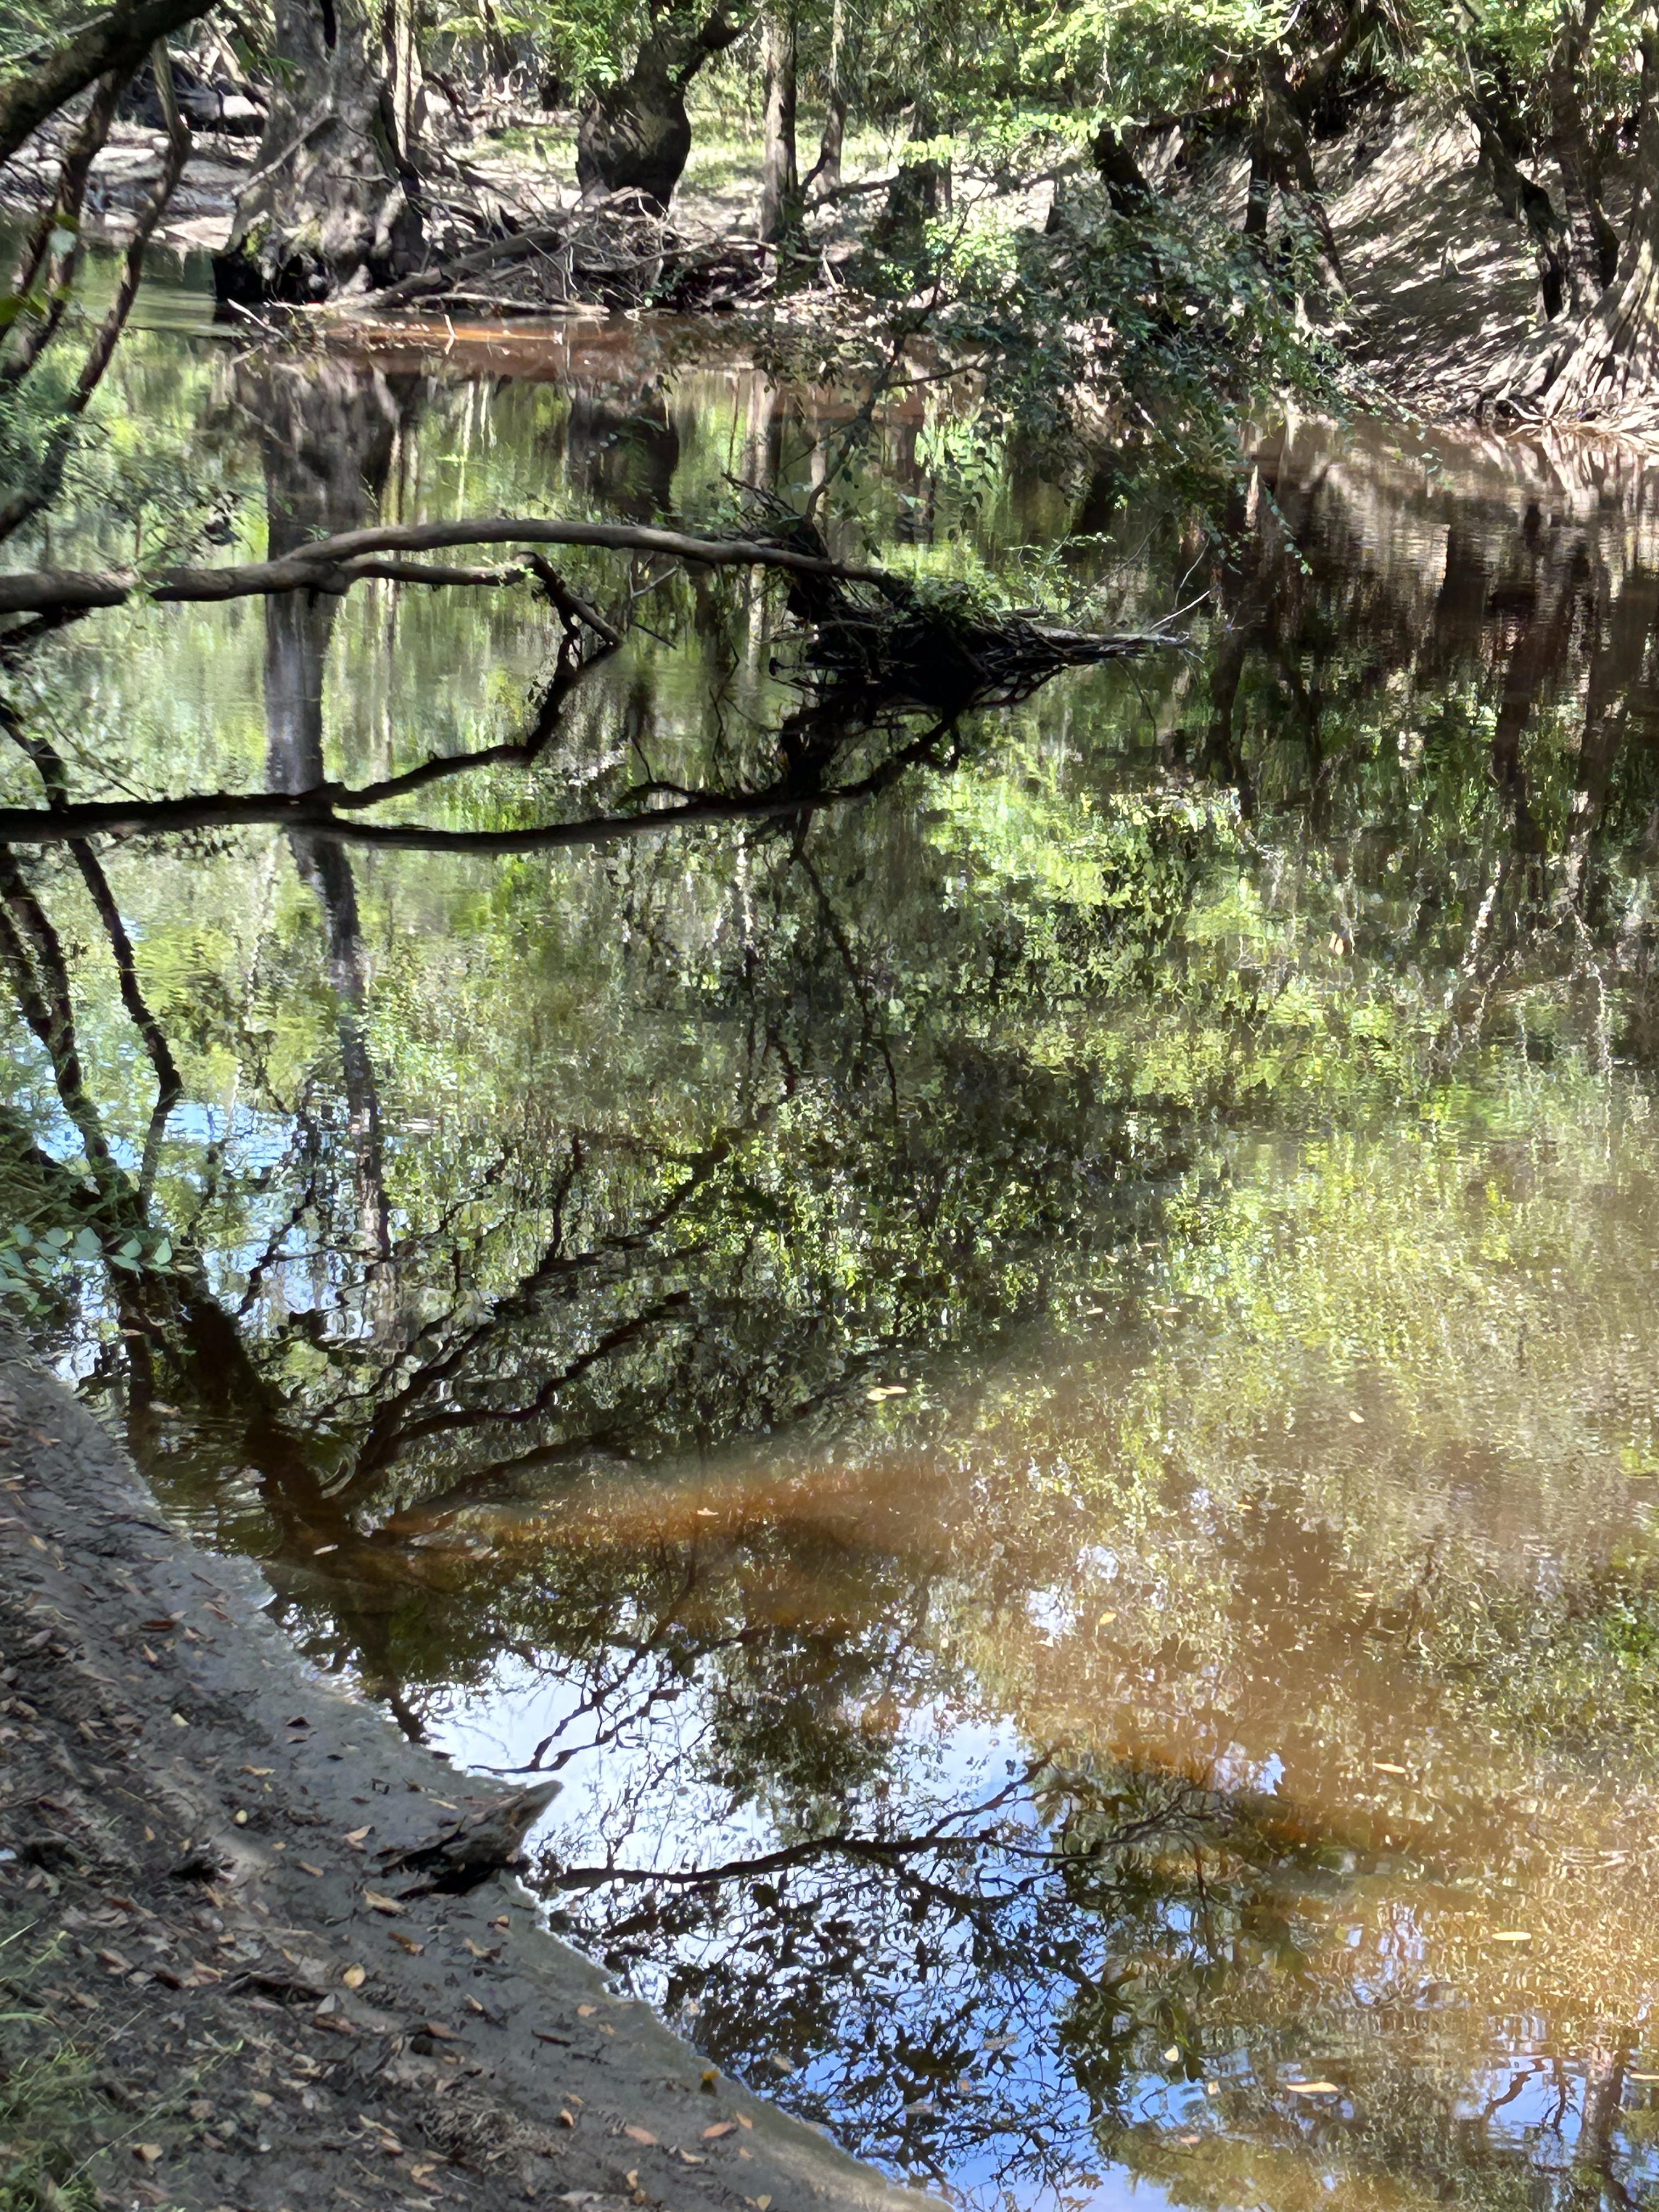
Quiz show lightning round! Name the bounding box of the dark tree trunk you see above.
[759,0,800,243]
[1091,122,1152,213]
[215,0,422,305]
[1463,76,1566,319]
[1243,48,1341,285]
[575,4,743,211]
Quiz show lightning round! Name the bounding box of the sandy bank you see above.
[0,1333,925,2212]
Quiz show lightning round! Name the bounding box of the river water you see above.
[5,286,1659,2212]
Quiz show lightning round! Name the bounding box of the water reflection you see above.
[4,333,1659,2212]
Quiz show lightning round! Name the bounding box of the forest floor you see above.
[0,94,1551,421]
[0,1334,923,2212]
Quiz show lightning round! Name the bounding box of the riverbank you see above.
[0,92,1555,421]
[0,1334,925,2212]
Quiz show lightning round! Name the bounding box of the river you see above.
[4,275,1659,2212]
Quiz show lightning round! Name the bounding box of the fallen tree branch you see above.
[0,0,215,166]
[0,515,900,617]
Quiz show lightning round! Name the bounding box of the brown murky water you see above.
[7,300,1659,2209]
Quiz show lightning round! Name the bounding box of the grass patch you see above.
[0,1923,109,2212]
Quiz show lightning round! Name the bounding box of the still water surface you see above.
[6,291,1659,2212]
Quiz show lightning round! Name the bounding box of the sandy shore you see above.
[0,1332,924,2212]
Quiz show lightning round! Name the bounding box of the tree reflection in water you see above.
[3,362,1659,2212]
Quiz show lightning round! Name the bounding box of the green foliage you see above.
[940,184,1342,503]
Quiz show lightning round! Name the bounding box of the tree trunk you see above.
[802,0,844,200]
[215,0,422,305]
[1530,17,1659,415]
[575,4,743,211]
[759,0,799,243]
[1242,50,1341,286]
[385,0,425,168]
[873,97,948,253]
[1549,0,1618,313]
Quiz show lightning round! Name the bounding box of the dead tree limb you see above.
[0,516,900,615]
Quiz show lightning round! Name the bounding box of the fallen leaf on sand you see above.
[423,2022,460,2040]
[298,1861,325,1877]
[1372,1762,1408,1775]
[342,1965,367,1989]
[343,1827,371,1848]
[240,1767,273,1776]
[577,2004,597,2017]
[737,2115,753,2130]
[679,2150,707,2164]
[702,2123,736,2140]
[364,1891,407,1915]
[623,2126,657,2146]
[388,1932,424,1954]
[461,1938,497,1960]
[465,1996,484,2013]
[134,2145,162,2164]
[557,2109,575,2128]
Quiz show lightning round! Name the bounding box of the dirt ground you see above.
[0,1334,926,2212]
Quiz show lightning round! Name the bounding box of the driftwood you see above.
[333,193,771,318]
